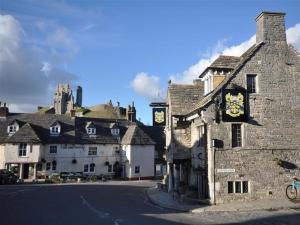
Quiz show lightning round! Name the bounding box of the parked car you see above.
[0,169,18,185]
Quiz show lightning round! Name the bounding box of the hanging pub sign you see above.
[152,107,166,126]
[222,89,247,122]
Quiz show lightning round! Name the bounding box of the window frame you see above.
[52,161,57,171]
[228,181,249,194]
[88,146,97,156]
[18,143,27,157]
[50,125,60,136]
[246,74,257,94]
[46,162,51,171]
[108,164,113,173]
[232,124,242,148]
[135,166,140,174]
[49,145,57,154]
[89,163,95,173]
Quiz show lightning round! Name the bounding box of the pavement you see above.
[146,186,300,213]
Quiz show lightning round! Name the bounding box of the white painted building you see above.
[0,106,157,181]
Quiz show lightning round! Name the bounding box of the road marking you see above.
[80,195,123,225]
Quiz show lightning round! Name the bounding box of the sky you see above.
[0,0,300,125]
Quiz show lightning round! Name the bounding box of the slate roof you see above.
[168,82,204,116]
[199,55,241,78]
[6,123,41,143]
[187,43,264,116]
[0,113,159,147]
[121,125,155,145]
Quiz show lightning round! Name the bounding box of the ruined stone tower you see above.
[53,84,74,114]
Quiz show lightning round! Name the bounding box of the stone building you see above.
[166,12,300,204]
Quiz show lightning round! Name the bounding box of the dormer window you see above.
[111,128,120,136]
[7,120,19,135]
[86,121,96,136]
[50,121,61,136]
[87,128,96,135]
[110,123,120,136]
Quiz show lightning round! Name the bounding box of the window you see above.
[87,128,96,135]
[228,181,249,194]
[88,147,97,156]
[46,162,51,171]
[18,143,27,157]
[49,145,57,154]
[50,126,60,135]
[8,125,17,133]
[108,164,113,173]
[135,166,140,174]
[198,125,206,147]
[228,181,234,193]
[232,124,242,147]
[235,181,241,193]
[84,164,89,172]
[111,128,120,136]
[52,161,57,171]
[90,163,95,173]
[247,74,257,93]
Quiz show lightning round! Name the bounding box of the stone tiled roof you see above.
[121,125,155,145]
[0,113,160,146]
[168,82,204,116]
[199,55,241,78]
[188,43,264,116]
[6,123,41,143]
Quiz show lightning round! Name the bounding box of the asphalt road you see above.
[0,180,300,225]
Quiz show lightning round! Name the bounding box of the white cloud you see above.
[171,23,300,84]
[132,22,300,99]
[287,23,300,51]
[0,14,78,113]
[131,72,165,101]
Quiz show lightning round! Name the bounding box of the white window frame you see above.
[134,166,140,174]
[50,126,60,136]
[52,161,57,171]
[8,125,18,134]
[18,143,27,157]
[88,147,97,156]
[87,128,96,135]
[49,145,57,154]
[108,164,113,173]
[111,128,120,136]
[83,164,89,172]
[89,163,95,173]
[228,181,249,194]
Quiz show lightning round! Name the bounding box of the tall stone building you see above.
[166,12,300,204]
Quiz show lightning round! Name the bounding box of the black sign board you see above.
[152,108,166,126]
[222,89,247,122]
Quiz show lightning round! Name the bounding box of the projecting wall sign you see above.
[153,108,166,126]
[222,89,247,122]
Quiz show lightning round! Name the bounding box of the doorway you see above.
[23,164,29,179]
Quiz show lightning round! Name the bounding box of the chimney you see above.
[70,109,76,118]
[256,12,287,44]
[0,102,9,118]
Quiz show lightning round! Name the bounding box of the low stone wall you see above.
[214,149,300,204]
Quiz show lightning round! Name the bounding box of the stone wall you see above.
[214,149,300,203]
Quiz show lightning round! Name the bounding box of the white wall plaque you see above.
[216,168,235,173]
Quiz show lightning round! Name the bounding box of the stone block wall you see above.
[214,149,300,203]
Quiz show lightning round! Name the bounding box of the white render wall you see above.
[0,144,4,169]
[124,145,154,178]
[4,144,42,163]
[44,144,120,175]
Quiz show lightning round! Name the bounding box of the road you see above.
[0,180,300,225]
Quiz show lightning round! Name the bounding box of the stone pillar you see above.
[174,164,180,191]
[33,163,37,180]
[168,163,174,193]
[19,163,23,180]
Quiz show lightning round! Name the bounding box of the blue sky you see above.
[0,0,300,125]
